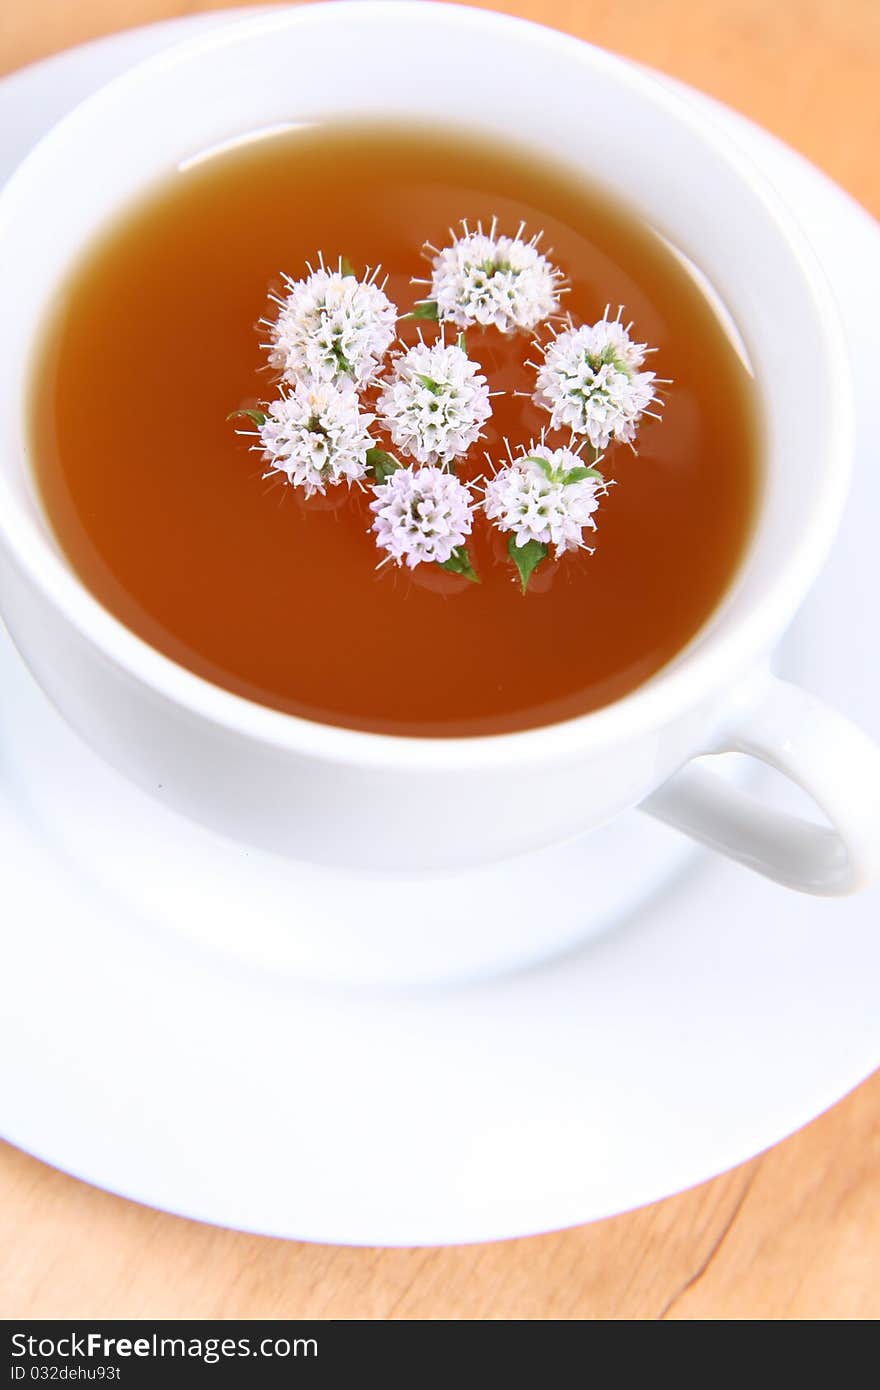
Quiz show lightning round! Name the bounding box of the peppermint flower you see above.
[424,219,563,334]
[532,311,658,450]
[258,379,373,497]
[370,465,474,569]
[483,443,606,558]
[265,261,397,389]
[377,338,492,467]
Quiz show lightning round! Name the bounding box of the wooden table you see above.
[1,0,878,1321]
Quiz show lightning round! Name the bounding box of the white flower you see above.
[533,312,658,450]
[376,338,492,467]
[427,219,563,334]
[370,465,474,569]
[258,380,373,497]
[265,262,397,389]
[483,444,606,558]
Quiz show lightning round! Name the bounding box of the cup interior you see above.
[0,1,851,753]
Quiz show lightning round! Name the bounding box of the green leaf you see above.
[524,453,554,480]
[522,454,604,486]
[406,299,440,322]
[227,408,267,428]
[340,256,356,277]
[439,545,480,583]
[457,332,468,356]
[508,535,548,594]
[416,373,442,395]
[331,341,353,375]
[562,465,604,485]
[365,447,401,484]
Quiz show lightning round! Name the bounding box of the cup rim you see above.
[0,0,854,772]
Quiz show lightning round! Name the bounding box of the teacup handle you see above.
[642,673,880,895]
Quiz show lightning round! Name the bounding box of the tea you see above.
[30,121,758,736]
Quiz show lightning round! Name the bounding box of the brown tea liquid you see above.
[31,122,758,736]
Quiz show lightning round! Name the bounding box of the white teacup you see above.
[1,1,879,897]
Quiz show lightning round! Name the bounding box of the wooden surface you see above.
[1,0,878,1321]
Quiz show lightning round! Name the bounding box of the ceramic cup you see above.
[1,1,879,894]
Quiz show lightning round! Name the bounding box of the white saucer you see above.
[1,13,878,1246]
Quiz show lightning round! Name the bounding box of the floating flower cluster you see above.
[259,380,373,498]
[370,465,474,570]
[377,337,492,467]
[484,443,607,559]
[532,311,658,451]
[265,259,396,390]
[232,228,666,592]
[420,219,564,334]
